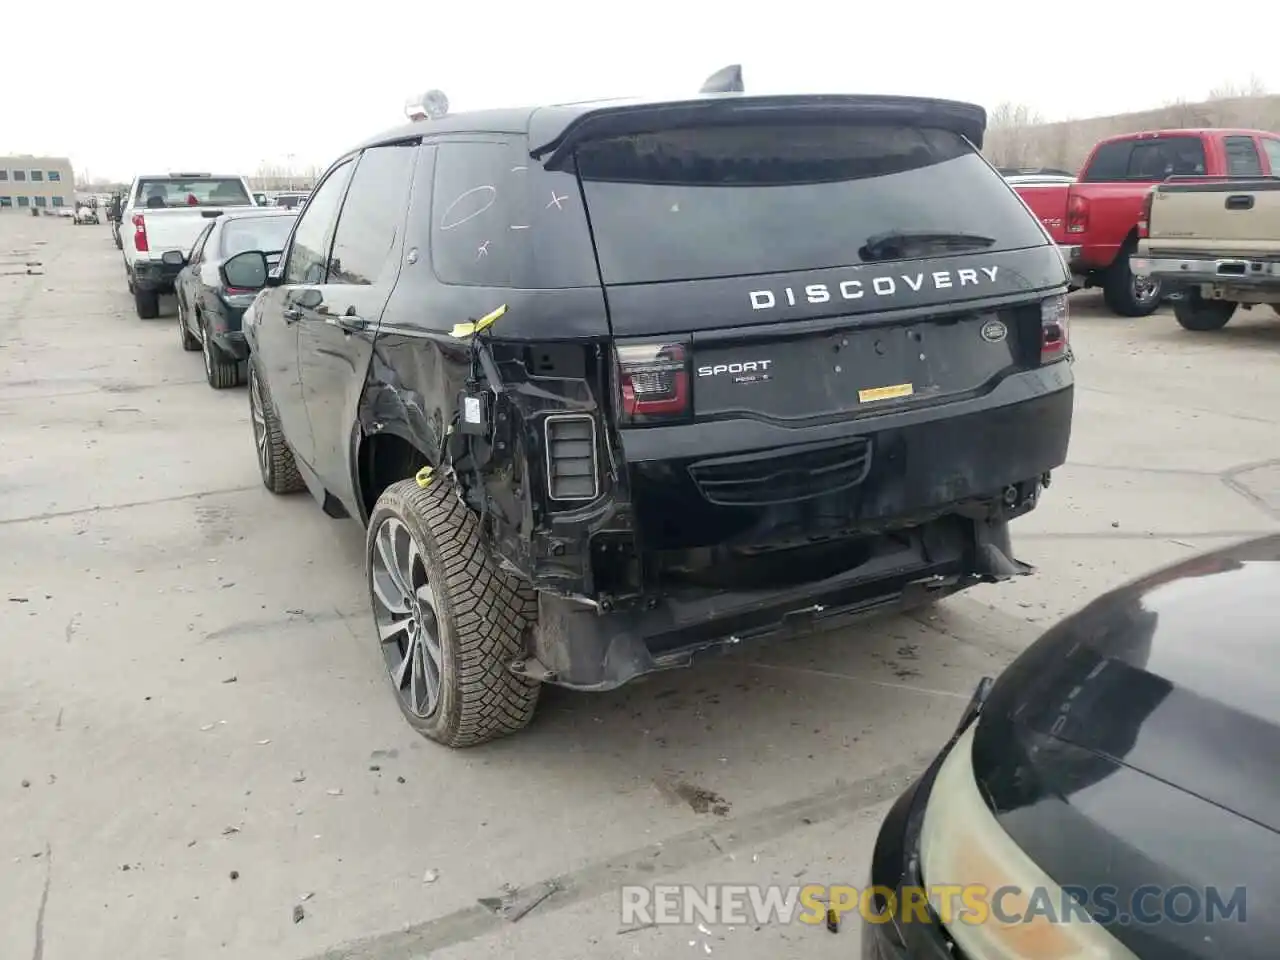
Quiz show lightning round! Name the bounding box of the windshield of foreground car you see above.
[134,178,252,209]
[220,216,297,258]
[574,123,1048,285]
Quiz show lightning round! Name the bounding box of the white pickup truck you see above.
[120,173,257,318]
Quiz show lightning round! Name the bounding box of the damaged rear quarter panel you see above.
[359,275,623,592]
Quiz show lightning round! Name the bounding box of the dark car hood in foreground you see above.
[969,534,1280,959]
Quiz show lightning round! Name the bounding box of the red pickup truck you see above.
[1014,128,1280,316]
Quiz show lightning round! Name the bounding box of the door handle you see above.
[1226,194,1254,210]
[330,313,369,333]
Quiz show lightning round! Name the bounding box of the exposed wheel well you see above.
[359,433,431,520]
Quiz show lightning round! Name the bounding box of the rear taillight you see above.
[1066,193,1088,235]
[615,342,691,424]
[132,213,149,252]
[1040,294,1069,364]
[1137,189,1154,239]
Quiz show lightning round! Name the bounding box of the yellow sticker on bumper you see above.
[858,382,914,403]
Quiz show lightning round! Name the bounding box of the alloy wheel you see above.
[248,370,270,480]
[370,518,443,719]
[1133,274,1161,307]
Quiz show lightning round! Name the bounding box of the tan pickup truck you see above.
[1130,176,1280,331]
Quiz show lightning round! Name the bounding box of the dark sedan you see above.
[173,209,297,388]
[864,535,1279,959]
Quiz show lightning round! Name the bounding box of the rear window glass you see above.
[572,124,1046,285]
[220,215,296,257]
[134,178,252,208]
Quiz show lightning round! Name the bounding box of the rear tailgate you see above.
[568,115,1066,425]
[1013,182,1071,242]
[1148,179,1280,257]
[135,208,224,255]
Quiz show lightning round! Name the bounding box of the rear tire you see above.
[201,320,245,389]
[133,287,159,319]
[366,479,540,748]
[1102,246,1162,317]
[247,363,305,494]
[1174,295,1236,332]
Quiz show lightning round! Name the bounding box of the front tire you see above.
[133,287,159,319]
[247,363,305,494]
[1102,246,1162,317]
[1174,295,1236,332]
[367,479,540,748]
[201,320,245,388]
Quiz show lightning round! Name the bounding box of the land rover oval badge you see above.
[981,319,1007,343]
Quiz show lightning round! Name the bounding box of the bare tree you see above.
[985,101,1045,168]
[1207,74,1267,100]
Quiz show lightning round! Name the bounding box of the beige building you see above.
[0,156,75,213]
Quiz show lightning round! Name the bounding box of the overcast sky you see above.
[2,1,1276,182]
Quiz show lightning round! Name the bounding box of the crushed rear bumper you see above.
[518,372,1071,690]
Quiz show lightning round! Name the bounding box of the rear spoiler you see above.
[529,95,987,170]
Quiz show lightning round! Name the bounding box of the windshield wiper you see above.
[859,230,997,262]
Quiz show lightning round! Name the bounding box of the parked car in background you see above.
[270,192,309,209]
[227,88,1074,748]
[119,172,257,319]
[172,208,298,388]
[1012,129,1280,316]
[73,204,100,225]
[106,191,125,248]
[1131,171,1280,332]
[864,535,1280,960]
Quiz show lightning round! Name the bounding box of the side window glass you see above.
[284,160,354,286]
[1263,139,1280,174]
[432,141,521,287]
[1081,142,1131,182]
[431,141,597,288]
[328,144,418,286]
[1225,136,1263,176]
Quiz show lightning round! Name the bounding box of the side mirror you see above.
[222,250,269,290]
[161,249,187,267]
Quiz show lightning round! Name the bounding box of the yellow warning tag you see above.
[858,382,914,403]
[450,303,508,339]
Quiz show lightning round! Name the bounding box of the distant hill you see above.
[984,94,1280,173]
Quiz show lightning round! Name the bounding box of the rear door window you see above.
[431,139,598,288]
[572,124,1047,285]
[1224,136,1263,176]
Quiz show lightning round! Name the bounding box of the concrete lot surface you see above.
[2,217,1278,960]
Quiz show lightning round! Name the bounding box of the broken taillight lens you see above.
[1040,294,1069,364]
[615,342,690,424]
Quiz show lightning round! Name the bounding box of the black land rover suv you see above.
[230,91,1074,747]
